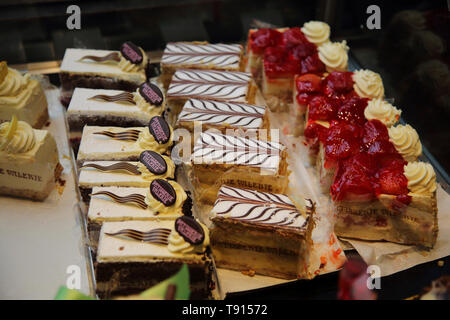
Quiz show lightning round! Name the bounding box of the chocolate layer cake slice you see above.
[160,41,244,89]
[67,82,165,131]
[190,131,289,204]
[95,217,212,299]
[78,150,176,203]
[210,185,315,279]
[166,69,257,121]
[59,42,148,105]
[76,116,173,165]
[87,179,190,254]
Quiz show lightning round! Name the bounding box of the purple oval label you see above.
[139,150,167,175]
[175,216,205,245]
[150,179,176,206]
[149,116,170,144]
[120,41,143,64]
[139,82,164,106]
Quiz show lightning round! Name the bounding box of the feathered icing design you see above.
[105,228,171,245]
[192,132,283,170]
[213,186,308,228]
[89,92,135,105]
[167,69,251,102]
[94,129,140,142]
[162,42,241,68]
[178,99,264,129]
[90,191,148,209]
[79,52,120,63]
[81,162,141,175]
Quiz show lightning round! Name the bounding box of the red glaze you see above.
[323,121,361,161]
[324,71,355,94]
[299,53,326,74]
[264,47,300,77]
[362,119,389,149]
[376,168,409,196]
[250,28,283,55]
[336,97,369,125]
[308,95,338,121]
[281,27,310,49]
[295,74,323,93]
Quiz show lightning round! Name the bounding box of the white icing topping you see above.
[167,69,251,103]
[191,132,284,172]
[0,117,36,154]
[162,42,242,69]
[212,185,308,229]
[178,98,265,129]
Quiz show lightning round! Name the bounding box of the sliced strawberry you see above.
[300,53,326,74]
[336,97,368,125]
[362,119,389,149]
[325,71,355,93]
[250,28,283,54]
[295,74,322,93]
[281,27,310,49]
[308,95,338,121]
[376,169,409,195]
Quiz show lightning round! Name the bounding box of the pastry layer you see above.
[67,88,163,130]
[334,192,438,248]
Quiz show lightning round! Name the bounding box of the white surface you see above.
[0,89,91,299]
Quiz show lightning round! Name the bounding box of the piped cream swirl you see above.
[404,162,436,194]
[388,124,422,162]
[137,155,175,180]
[318,40,349,72]
[0,68,30,97]
[145,180,186,214]
[0,117,36,154]
[353,69,384,99]
[118,48,148,73]
[364,99,401,127]
[301,21,330,46]
[132,89,164,115]
[137,126,174,154]
[167,222,209,254]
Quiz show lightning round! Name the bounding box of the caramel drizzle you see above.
[91,191,148,209]
[81,162,141,175]
[105,228,171,245]
[79,52,120,63]
[94,129,140,142]
[89,92,135,105]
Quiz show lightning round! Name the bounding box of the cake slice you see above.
[77,116,173,164]
[0,116,62,201]
[190,131,289,204]
[210,185,315,279]
[67,82,165,132]
[87,179,190,253]
[78,150,176,202]
[177,98,269,138]
[95,217,212,299]
[160,41,244,89]
[0,61,48,128]
[166,69,257,121]
[333,161,438,248]
[59,42,148,104]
